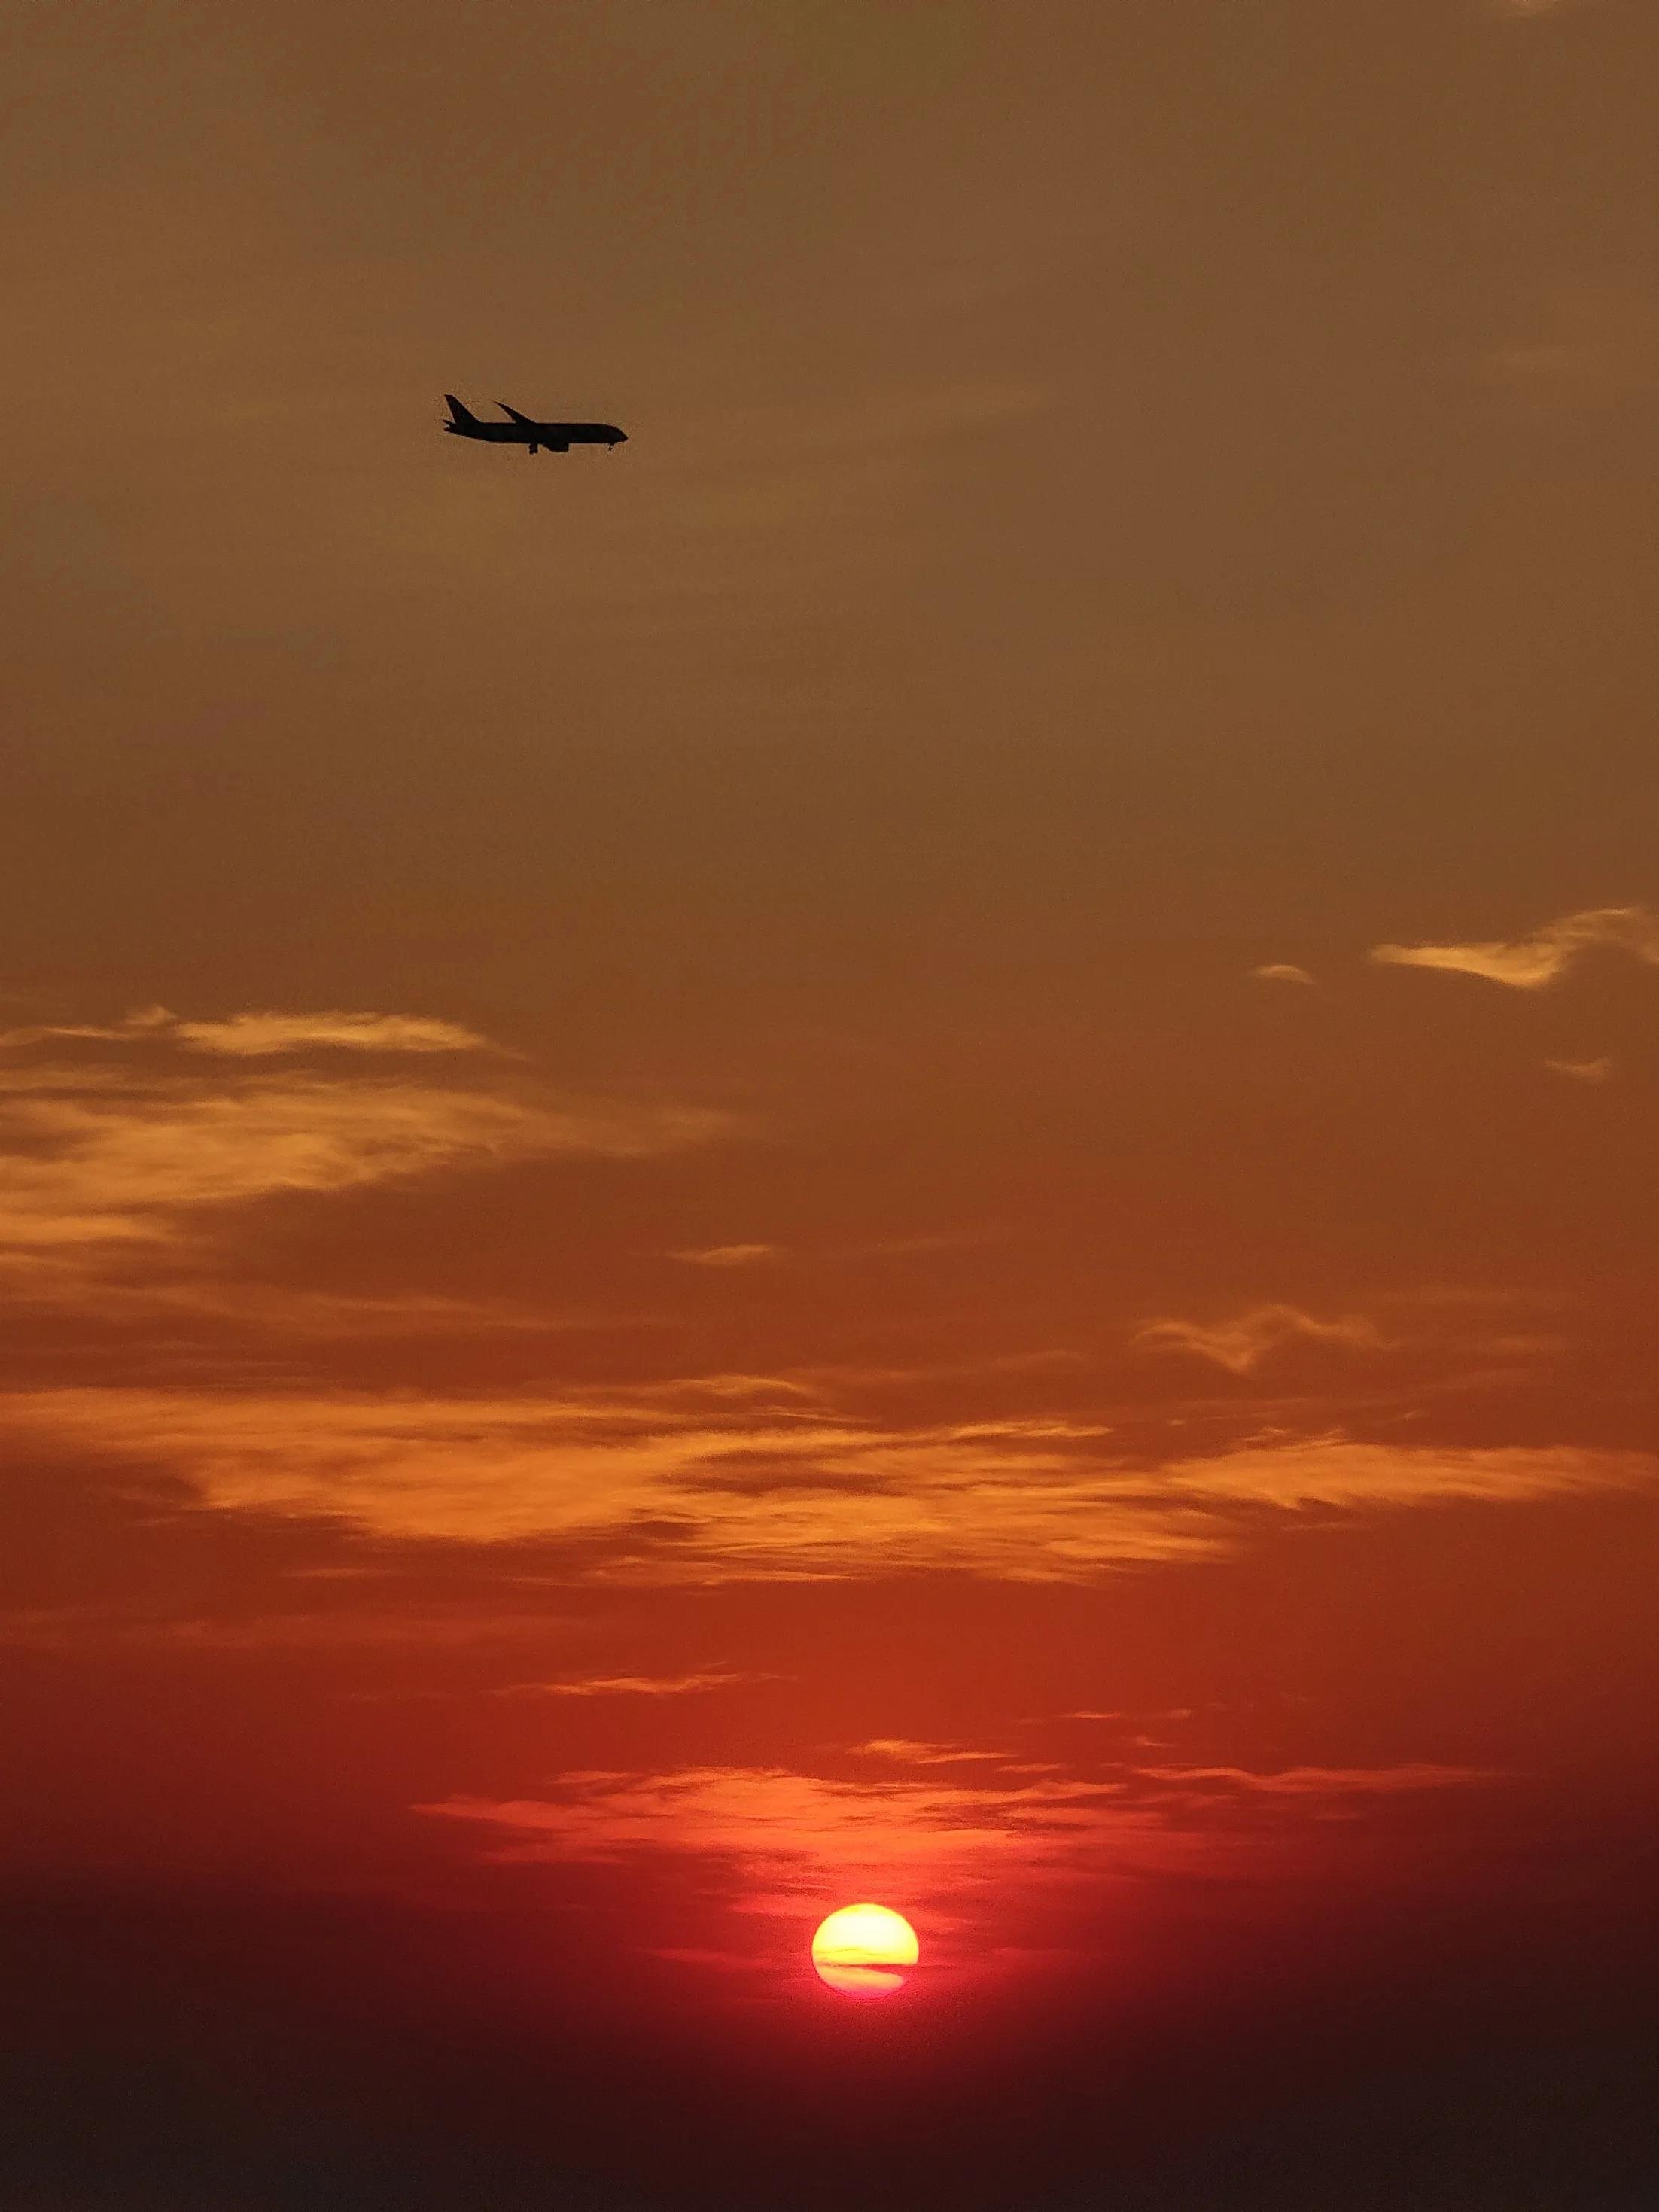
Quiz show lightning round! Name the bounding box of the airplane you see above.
[443,395,627,455]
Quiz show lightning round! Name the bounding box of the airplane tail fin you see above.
[444,394,480,425]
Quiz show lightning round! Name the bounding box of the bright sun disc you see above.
[811,1903,919,1995]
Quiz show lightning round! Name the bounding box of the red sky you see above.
[4,3,1657,2206]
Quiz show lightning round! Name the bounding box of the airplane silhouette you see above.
[443,395,627,455]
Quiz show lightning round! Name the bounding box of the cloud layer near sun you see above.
[419,1754,1500,1934]
[1369,905,1659,988]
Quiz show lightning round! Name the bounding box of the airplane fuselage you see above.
[446,421,626,447]
[443,398,627,455]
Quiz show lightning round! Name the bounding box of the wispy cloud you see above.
[3,1388,1645,1584]
[0,1027,735,1256]
[1134,1763,1494,1797]
[666,1243,781,1269]
[1543,1055,1615,1083]
[418,1755,1502,1937]
[0,1006,495,1056]
[0,1388,1209,1574]
[495,1669,766,1699]
[1250,963,1317,987]
[420,1763,1140,1902]
[1133,1304,1387,1375]
[1161,1435,1646,1511]
[849,1739,1006,1766]
[1370,905,1659,988]
[170,1010,498,1057]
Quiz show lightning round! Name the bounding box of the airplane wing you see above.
[496,402,536,424]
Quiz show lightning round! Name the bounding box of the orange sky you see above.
[4,4,1657,2207]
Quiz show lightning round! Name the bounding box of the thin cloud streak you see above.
[1133,1304,1387,1374]
[1544,1055,1615,1083]
[495,1670,767,1699]
[667,1243,781,1268]
[1370,905,1659,988]
[851,1739,1008,1766]
[171,1010,500,1057]
[1134,1763,1496,1797]
[1161,1435,1648,1511]
[0,1006,497,1056]
[1250,963,1317,987]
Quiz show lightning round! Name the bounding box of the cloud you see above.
[0,1006,495,1056]
[1133,1304,1387,1375]
[0,1012,166,1052]
[666,1243,781,1268]
[0,1061,734,1253]
[1134,1763,1493,1797]
[1250,963,1317,987]
[849,1739,1006,1766]
[495,1669,766,1699]
[2,1387,1645,1585]
[1161,1434,1648,1511]
[420,1763,1142,1902]
[1544,1055,1615,1083]
[1369,905,1659,989]
[417,1756,1505,1936]
[169,1010,498,1057]
[0,1388,1212,1575]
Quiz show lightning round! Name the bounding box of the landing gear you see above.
[528,443,539,455]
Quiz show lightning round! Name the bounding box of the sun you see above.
[811,1903,919,1995]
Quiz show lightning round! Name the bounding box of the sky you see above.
[3,2,1657,2205]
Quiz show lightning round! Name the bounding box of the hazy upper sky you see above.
[4,4,1657,2207]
